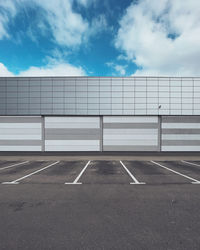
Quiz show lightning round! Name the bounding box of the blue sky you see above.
[0,0,200,76]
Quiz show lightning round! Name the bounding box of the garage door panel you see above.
[45,145,100,151]
[104,146,159,151]
[0,116,42,151]
[0,146,41,151]
[44,116,100,151]
[103,129,158,135]
[103,116,159,151]
[161,116,200,151]
[103,116,158,123]
[45,122,99,129]
[104,134,158,140]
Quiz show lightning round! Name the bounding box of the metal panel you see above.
[103,116,159,151]
[1,76,200,116]
[0,116,42,151]
[44,116,100,151]
[161,116,200,151]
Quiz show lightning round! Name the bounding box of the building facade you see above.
[0,76,200,151]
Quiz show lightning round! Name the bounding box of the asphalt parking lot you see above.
[0,158,200,249]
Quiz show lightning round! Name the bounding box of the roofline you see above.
[1,76,200,79]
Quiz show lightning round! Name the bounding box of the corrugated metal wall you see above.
[161,116,200,151]
[103,116,159,151]
[44,117,101,151]
[0,116,42,151]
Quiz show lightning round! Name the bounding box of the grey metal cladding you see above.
[0,140,42,146]
[1,76,200,116]
[45,133,100,140]
[162,116,200,123]
[162,129,200,134]
[103,146,158,151]
[45,128,100,140]
[161,115,200,151]
[0,117,41,123]
[45,128,100,136]
[162,140,200,146]
[104,123,158,129]
[103,116,159,151]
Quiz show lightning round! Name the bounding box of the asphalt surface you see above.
[0,159,200,250]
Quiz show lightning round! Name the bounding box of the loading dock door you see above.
[45,116,100,151]
[0,116,42,151]
[103,116,159,151]
[162,116,200,151]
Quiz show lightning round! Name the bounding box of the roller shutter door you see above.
[103,116,159,151]
[162,116,200,151]
[45,116,100,151]
[0,116,42,151]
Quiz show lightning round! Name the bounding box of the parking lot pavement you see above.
[0,160,24,169]
[1,160,200,185]
[0,183,200,250]
[22,161,87,184]
[80,160,132,184]
[123,161,189,184]
[0,161,54,184]
[0,159,200,249]
[156,161,200,184]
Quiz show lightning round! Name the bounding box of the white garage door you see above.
[0,116,42,151]
[103,116,159,151]
[162,116,200,151]
[45,117,100,151]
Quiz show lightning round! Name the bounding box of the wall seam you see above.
[42,116,45,152]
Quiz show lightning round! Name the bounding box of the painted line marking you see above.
[0,161,29,171]
[151,161,200,184]
[181,160,200,168]
[120,161,145,185]
[65,160,91,185]
[2,161,60,184]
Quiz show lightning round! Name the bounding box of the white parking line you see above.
[65,160,91,185]
[181,160,200,168]
[151,161,200,184]
[120,161,145,185]
[0,161,29,171]
[2,161,60,184]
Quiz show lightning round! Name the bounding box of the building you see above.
[0,76,200,152]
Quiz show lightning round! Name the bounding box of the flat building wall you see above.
[1,77,200,116]
[0,115,200,152]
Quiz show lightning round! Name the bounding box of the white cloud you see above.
[115,65,126,75]
[33,0,89,47]
[0,0,17,39]
[106,62,127,75]
[89,14,108,36]
[0,63,14,76]
[0,0,107,47]
[115,0,200,76]
[0,61,86,77]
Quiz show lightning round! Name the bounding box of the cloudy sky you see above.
[0,0,200,77]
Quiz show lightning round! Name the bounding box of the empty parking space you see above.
[0,161,54,183]
[0,160,27,170]
[22,161,87,184]
[80,160,133,184]
[155,161,200,184]
[123,161,189,184]
[0,159,200,185]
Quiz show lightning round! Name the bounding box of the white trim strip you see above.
[0,161,29,171]
[2,161,60,184]
[120,161,145,185]
[151,161,200,184]
[181,160,200,168]
[65,160,91,185]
